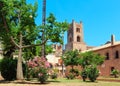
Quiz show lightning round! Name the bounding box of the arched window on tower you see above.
[76,28,80,32]
[77,36,80,42]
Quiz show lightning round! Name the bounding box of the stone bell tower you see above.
[65,20,87,51]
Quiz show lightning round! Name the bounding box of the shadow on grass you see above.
[0,80,10,84]
[47,80,60,83]
[83,80,98,83]
[0,80,50,85]
[0,79,61,85]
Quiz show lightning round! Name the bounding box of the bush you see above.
[38,68,49,83]
[70,69,79,76]
[81,69,87,81]
[87,65,99,82]
[50,73,57,79]
[111,69,119,78]
[66,73,75,79]
[27,56,50,84]
[0,58,17,80]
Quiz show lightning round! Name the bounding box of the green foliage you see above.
[63,50,81,79]
[0,0,38,58]
[0,58,17,80]
[63,50,80,66]
[79,51,105,68]
[38,13,69,45]
[50,68,58,79]
[27,56,50,83]
[38,68,49,84]
[35,43,53,56]
[80,65,99,82]
[0,0,69,80]
[70,69,79,77]
[66,73,75,80]
[111,69,119,78]
[0,58,26,81]
[87,65,99,82]
[80,69,87,81]
[50,73,58,79]
[79,52,104,82]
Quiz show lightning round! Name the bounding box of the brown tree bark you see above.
[16,33,23,80]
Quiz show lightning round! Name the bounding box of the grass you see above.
[1,77,120,86]
[48,78,81,83]
[98,76,120,80]
[46,78,120,86]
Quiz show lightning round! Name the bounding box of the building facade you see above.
[65,20,87,51]
[66,20,120,76]
[84,35,120,76]
[65,20,94,52]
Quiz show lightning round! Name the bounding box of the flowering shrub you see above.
[27,56,50,83]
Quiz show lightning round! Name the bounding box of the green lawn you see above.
[46,78,120,86]
[1,78,120,86]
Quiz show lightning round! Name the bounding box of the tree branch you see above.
[22,38,48,48]
[1,12,20,48]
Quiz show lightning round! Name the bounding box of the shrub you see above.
[80,69,87,81]
[27,56,50,84]
[0,58,26,81]
[51,73,57,79]
[0,58,17,80]
[38,68,49,83]
[66,73,75,79]
[111,69,119,78]
[50,68,58,79]
[87,65,99,82]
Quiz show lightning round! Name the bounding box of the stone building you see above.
[65,20,120,76]
[84,35,120,76]
[46,44,65,76]
[65,20,94,52]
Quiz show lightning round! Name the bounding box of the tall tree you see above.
[79,51,105,68]
[79,51,105,82]
[62,50,80,70]
[0,0,69,80]
[0,0,38,80]
[41,0,46,57]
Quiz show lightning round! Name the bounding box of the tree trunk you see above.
[16,33,23,80]
[41,0,46,57]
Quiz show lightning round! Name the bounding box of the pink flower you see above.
[45,61,50,68]
[41,57,46,62]
[38,73,43,77]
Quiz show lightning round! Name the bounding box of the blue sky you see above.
[27,0,120,46]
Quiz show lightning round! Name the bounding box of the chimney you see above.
[111,34,115,45]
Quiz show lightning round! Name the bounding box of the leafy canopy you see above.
[63,50,80,66]
[79,51,105,68]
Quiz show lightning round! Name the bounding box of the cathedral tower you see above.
[65,20,87,51]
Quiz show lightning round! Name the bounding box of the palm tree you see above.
[41,0,46,57]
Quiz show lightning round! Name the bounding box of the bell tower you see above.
[65,20,87,51]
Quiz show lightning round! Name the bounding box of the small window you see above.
[105,52,109,60]
[76,28,80,32]
[115,50,119,59]
[111,67,115,72]
[77,36,80,42]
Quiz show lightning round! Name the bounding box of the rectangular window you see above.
[115,51,119,59]
[105,52,109,60]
